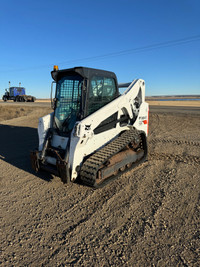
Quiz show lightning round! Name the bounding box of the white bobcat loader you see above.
[31,66,149,187]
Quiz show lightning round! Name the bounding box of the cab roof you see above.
[51,66,118,82]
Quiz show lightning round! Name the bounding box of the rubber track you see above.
[80,128,141,187]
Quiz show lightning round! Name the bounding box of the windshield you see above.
[54,75,83,133]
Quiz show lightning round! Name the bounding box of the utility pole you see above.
[19,82,21,88]
[9,81,10,89]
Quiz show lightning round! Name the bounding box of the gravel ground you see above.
[0,105,200,266]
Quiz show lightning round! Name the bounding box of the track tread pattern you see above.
[80,128,143,186]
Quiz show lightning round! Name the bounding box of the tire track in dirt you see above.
[149,138,200,147]
[149,152,200,165]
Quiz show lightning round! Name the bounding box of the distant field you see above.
[146,95,200,107]
[146,95,200,100]
[146,100,200,107]
[36,99,51,102]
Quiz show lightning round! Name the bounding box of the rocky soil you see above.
[0,104,199,266]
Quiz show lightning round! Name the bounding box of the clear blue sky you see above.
[0,0,199,98]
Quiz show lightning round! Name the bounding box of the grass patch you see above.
[0,106,35,122]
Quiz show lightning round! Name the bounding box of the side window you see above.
[89,77,103,97]
[88,76,117,115]
[102,77,117,97]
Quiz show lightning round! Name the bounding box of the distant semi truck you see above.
[2,87,36,102]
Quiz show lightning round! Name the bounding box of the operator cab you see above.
[5,89,9,97]
[51,66,119,135]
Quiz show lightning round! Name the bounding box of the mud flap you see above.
[57,160,70,184]
[30,151,40,172]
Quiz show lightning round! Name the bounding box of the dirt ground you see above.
[0,104,200,266]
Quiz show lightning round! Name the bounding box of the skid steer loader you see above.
[30,66,149,187]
